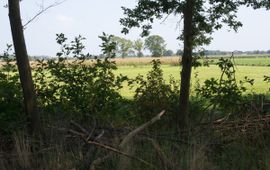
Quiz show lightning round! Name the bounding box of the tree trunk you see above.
[178,0,194,129]
[8,0,40,135]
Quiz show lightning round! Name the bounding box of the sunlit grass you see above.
[115,65,270,98]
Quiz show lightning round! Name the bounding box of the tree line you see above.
[106,34,170,58]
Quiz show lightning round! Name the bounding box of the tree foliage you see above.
[112,36,134,58]
[144,35,166,57]
[121,0,270,46]
[164,49,174,56]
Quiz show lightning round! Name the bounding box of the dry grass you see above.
[112,56,181,66]
[189,145,217,170]
[0,57,180,68]
[13,132,32,169]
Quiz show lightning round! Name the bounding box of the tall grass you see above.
[112,57,181,66]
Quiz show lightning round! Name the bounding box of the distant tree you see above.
[164,49,174,56]
[8,0,40,135]
[133,39,144,57]
[176,49,183,56]
[112,36,133,58]
[128,49,136,57]
[144,35,166,57]
[121,39,133,57]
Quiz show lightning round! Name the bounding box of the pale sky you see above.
[1,0,270,56]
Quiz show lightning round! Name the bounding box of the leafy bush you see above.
[0,45,25,134]
[195,57,254,114]
[129,59,180,121]
[34,33,128,121]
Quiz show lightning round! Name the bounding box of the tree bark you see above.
[178,0,194,129]
[8,0,40,135]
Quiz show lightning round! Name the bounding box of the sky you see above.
[1,0,270,56]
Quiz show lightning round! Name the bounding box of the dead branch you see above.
[120,110,166,148]
[87,140,154,168]
[66,110,166,169]
[23,0,67,29]
[67,129,155,168]
[70,120,91,136]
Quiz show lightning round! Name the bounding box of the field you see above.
[114,58,270,98]
[208,56,270,66]
[111,55,270,67]
[1,56,269,98]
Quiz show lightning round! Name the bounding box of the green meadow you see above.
[115,64,270,98]
[208,56,270,66]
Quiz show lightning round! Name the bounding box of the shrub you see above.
[195,56,254,115]
[33,33,128,121]
[129,59,180,121]
[0,45,25,134]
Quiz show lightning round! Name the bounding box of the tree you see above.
[112,36,133,58]
[176,49,183,56]
[134,39,144,57]
[120,0,270,128]
[144,35,166,57]
[8,0,40,134]
[164,49,174,56]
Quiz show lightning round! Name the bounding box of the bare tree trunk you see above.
[8,0,40,135]
[178,0,194,129]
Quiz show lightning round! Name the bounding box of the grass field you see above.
[1,56,269,98]
[111,56,270,67]
[208,57,270,66]
[115,65,270,98]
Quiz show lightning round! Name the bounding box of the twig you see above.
[23,0,67,29]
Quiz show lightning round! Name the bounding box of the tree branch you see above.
[23,0,67,29]
[120,110,166,148]
[67,129,154,168]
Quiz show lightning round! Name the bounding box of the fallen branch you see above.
[86,140,154,168]
[70,121,91,136]
[120,110,166,148]
[67,129,155,168]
